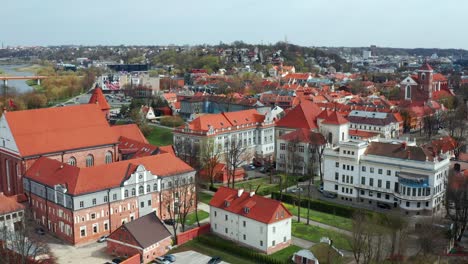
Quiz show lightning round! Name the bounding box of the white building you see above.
[323,139,450,215]
[0,193,25,232]
[209,187,292,254]
[347,110,401,139]
[173,109,276,163]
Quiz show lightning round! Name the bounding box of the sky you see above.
[2,0,466,49]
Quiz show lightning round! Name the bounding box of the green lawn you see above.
[310,243,350,264]
[145,126,173,146]
[170,239,258,264]
[269,245,302,262]
[198,192,213,204]
[283,203,353,231]
[291,221,352,251]
[224,174,298,196]
[182,210,209,226]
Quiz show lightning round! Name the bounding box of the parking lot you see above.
[172,251,229,264]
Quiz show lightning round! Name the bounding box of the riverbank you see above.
[14,64,43,73]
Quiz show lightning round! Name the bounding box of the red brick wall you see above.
[0,153,22,195]
[176,223,210,245]
[107,227,141,258]
[121,254,141,264]
[293,255,316,264]
[141,236,172,264]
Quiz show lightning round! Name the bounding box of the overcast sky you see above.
[2,0,466,49]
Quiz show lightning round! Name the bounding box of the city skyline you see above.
[2,0,467,49]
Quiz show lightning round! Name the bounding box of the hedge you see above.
[271,191,381,219]
[198,235,288,264]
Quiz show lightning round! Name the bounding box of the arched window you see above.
[153,183,158,191]
[328,132,333,143]
[139,186,144,195]
[131,188,136,196]
[406,85,411,99]
[68,157,77,166]
[85,155,94,167]
[146,185,150,193]
[105,151,113,164]
[124,190,128,198]
[421,73,426,81]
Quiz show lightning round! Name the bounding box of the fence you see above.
[176,223,211,245]
[121,254,140,264]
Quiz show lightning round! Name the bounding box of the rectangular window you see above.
[225,228,228,234]
[385,194,390,200]
[280,143,286,150]
[386,181,390,189]
[104,222,109,231]
[378,169,383,175]
[225,215,228,221]
[362,166,366,172]
[335,185,338,190]
[273,226,276,233]
[335,172,339,180]
[80,201,84,208]
[91,213,96,219]
[260,240,263,247]
[80,227,86,237]
[113,194,117,200]
[387,170,391,176]
[361,177,365,185]
[243,221,246,227]
[377,193,381,198]
[92,198,96,205]
[272,240,276,246]
[148,200,151,206]
[369,178,374,186]
[370,167,374,173]
[335,162,339,168]
[104,196,108,203]
[342,175,345,182]
[243,234,246,240]
[140,202,144,208]
[214,211,217,217]
[378,180,382,188]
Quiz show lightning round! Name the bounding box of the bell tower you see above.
[417,62,434,100]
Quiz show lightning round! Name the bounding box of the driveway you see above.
[172,251,229,264]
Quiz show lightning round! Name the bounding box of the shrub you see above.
[160,116,184,127]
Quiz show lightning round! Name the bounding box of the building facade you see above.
[23,154,195,245]
[209,187,292,254]
[0,193,25,233]
[323,140,450,215]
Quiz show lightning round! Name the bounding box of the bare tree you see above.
[415,218,448,257]
[200,139,222,189]
[0,211,55,264]
[351,212,367,264]
[225,137,251,188]
[445,168,468,241]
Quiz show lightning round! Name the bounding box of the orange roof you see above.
[5,104,118,156]
[159,145,175,156]
[349,129,379,139]
[419,62,433,71]
[209,186,292,224]
[0,193,25,214]
[111,124,149,144]
[317,109,333,119]
[279,128,326,145]
[276,100,321,130]
[187,109,265,132]
[433,73,447,82]
[25,153,194,195]
[322,111,348,125]
[88,88,110,110]
[118,137,159,158]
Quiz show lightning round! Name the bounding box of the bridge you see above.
[0,76,49,86]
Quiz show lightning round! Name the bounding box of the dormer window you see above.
[244,207,250,214]
[224,201,230,207]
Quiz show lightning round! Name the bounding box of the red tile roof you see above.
[433,73,447,82]
[158,145,176,156]
[419,62,433,71]
[279,128,326,145]
[88,88,110,110]
[5,104,118,156]
[432,89,454,100]
[321,111,348,125]
[0,193,25,214]
[424,136,458,154]
[209,186,292,224]
[186,109,265,132]
[25,153,194,195]
[111,124,149,144]
[118,137,159,159]
[276,100,321,130]
[349,129,379,139]
[317,109,333,120]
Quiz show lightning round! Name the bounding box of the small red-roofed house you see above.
[209,187,292,254]
[199,163,245,184]
[318,111,349,145]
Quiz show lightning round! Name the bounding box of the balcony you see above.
[393,192,432,201]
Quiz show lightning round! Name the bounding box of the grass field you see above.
[269,245,302,262]
[291,221,352,251]
[146,126,173,146]
[198,192,213,204]
[221,174,298,196]
[183,210,209,226]
[14,64,43,73]
[310,243,350,264]
[283,203,353,231]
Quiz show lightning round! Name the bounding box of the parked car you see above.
[249,164,256,170]
[112,258,123,264]
[288,187,303,193]
[35,227,45,235]
[163,219,176,226]
[97,235,108,243]
[163,254,176,262]
[153,257,170,264]
[323,192,337,198]
[377,202,392,210]
[208,256,222,264]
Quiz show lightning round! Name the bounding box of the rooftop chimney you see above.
[237,189,244,197]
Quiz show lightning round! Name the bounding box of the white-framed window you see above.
[86,155,94,167]
[80,226,86,237]
[105,151,113,164]
[68,157,77,166]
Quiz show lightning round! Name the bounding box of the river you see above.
[0,65,34,93]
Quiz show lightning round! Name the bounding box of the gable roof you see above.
[118,137,159,159]
[25,153,194,195]
[5,104,118,156]
[186,109,265,132]
[209,186,292,224]
[365,142,432,162]
[88,87,111,110]
[322,111,348,125]
[279,128,326,145]
[276,100,321,130]
[111,124,149,144]
[112,213,172,248]
[0,193,25,214]
[419,62,433,71]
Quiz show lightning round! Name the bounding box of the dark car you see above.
[35,227,45,235]
[323,192,337,199]
[377,202,391,210]
[163,219,176,226]
[163,254,176,262]
[112,258,123,264]
[208,256,221,264]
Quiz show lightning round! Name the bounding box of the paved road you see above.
[172,251,229,264]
